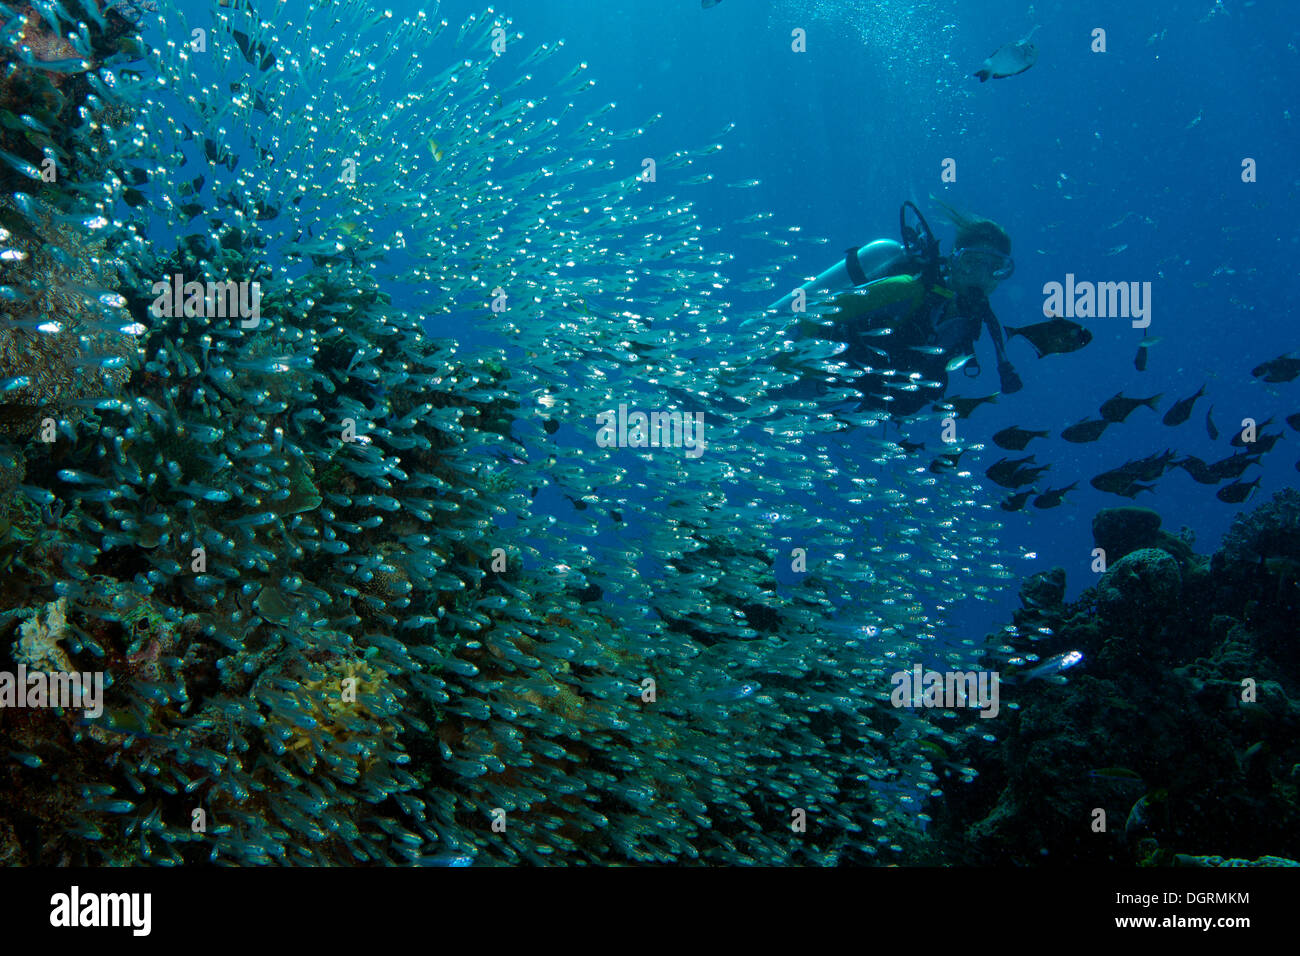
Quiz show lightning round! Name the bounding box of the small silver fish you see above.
[704,681,759,703]
[1022,649,1083,681]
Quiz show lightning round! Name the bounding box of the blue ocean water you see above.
[400,0,1298,641]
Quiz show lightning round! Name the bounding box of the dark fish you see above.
[973,36,1039,82]
[1176,456,1221,485]
[1003,318,1092,358]
[1287,413,1300,432]
[233,29,277,72]
[985,455,1036,488]
[1130,449,1178,482]
[993,426,1049,451]
[1216,477,1261,504]
[1206,405,1218,440]
[181,233,217,259]
[1089,470,1132,495]
[202,138,239,172]
[929,449,965,473]
[1115,481,1156,499]
[897,439,926,455]
[1100,391,1161,423]
[1091,460,1154,495]
[229,82,272,115]
[1061,418,1110,443]
[1229,418,1275,448]
[543,419,559,435]
[1009,463,1051,487]
[1161,384,1205,426]
[1000,489,1035,511]
[1033,482,1078,509]
[1250,431,1284,455]
[1209,450,1261,481]
[937,393,998,418]
[1251,353,1300,383]
[1133,335,1162,372]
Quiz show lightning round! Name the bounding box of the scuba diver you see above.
[757,200,1023,418]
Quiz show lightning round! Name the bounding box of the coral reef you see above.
[14,596,74,673]
[933,490,1300,865]
[0,1,1013,866]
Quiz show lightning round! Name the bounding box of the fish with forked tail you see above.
[986,455,1036,488]
[936,393,999,418]
[973,27,1040,82]
[1061,418,1110,443]
[1209,450,1262,481]
[1176,456,1220,485]
[1251,353,1300,383]
[1000,489,1035,511]
[1010,463,1051,488]
[1162,384,1205,426]
[1004,318,1092,358]
[993,425,1049,451]
[1216,477,1261,504]
[1100,391,1162,423]
[1033,482,1077,509]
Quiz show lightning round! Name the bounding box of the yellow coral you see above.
[280,659,398,774]
[14,596,74,673]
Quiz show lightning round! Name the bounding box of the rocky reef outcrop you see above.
[931,492,1300,865]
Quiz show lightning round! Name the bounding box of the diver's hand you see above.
[998,360,1023,394]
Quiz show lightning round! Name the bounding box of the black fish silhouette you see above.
[1100,391,1161,423]
[1033,482,1078,509]
[1251,353,1300,383]
[993,426,1049,451]
[1004,318,1092,358]
[1162,385,1205,427]
[1216,477,1261,504]
[986,455,1036,488]
[1061,418,1110,443]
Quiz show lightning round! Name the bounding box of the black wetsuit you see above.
[829,282,992,417]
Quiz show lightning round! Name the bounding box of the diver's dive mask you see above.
[951,246,1015,280]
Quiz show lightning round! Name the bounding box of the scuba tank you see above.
[765,238,905,316]
[761,202,938,316]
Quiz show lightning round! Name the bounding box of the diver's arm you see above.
[975,296,1023,393]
